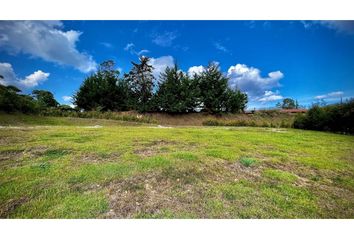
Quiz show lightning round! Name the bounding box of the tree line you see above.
[74,57,248,114]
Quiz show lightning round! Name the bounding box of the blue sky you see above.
[1,20,354,109]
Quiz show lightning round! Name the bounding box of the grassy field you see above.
[0,114,353,218]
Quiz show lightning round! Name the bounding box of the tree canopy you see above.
[155,64,200,113]
[2,57,250,115]
[74,60,129,111]
[276,98,298,109]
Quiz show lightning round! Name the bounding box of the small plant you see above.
[239,157,256,167]
[38,162,50,170]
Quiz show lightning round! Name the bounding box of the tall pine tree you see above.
[156,64,199,113]
[198,63,229,114]
[125,56,155,112]
[74,60,129,111]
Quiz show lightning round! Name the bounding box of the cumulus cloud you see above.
[152,31,177,47]
[149,56,175,80]
[0,62,49,88]
[62,96,73,102]
[257,90,283,102]
[227,63,283,96]
[315,91,344,100]
[20,71,50,88]
[0,21,97,73]
[187,65,205,77]
[124,43,150,56]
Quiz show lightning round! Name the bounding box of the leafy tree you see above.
[125,56,154,112]
[74,60,129,111]
[277,98,296,109]
[156,64,200,113]
[294,99,354,134]
[0,83,38,113]
[198,63,229,114]
[225,88,248,113]
[32,90,59,109]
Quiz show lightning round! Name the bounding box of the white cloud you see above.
[0,62,49,88]
[100,42,113,48]
[187,65,205,77]
[137,49,150,55]
[257,90,283,102]
[315,91,344,100]
[124,43,149,56]
[227,63,284,96]
[319,21,354,35]
[149,56,175,80]
[62,96,73,102]
[0,21,97,73]
[20,71,50,88]
[124,43,135,52]
[214,42,228,53]
[152,31,177,47]
[302,21,354,35]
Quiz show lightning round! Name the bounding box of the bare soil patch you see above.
[134,140,176,157]
[76,152,121,164]
[104,175,208,218]
[0,196,29,218]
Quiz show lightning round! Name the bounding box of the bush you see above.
[293,99,354,134]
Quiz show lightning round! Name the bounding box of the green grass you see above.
[239,157,257,167]
[0,114,354,218]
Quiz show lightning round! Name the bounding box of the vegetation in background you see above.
[294,99,354,134]
[276,98,299,109]
[198,63,229,114]
[124,56,155,112]
[1,58,248,115]
[202,110,295,128]
[32,90,59,109]
[2,57,353,135]
[0,84,39,113]
[155,64,200,113]
[74,60,130,111]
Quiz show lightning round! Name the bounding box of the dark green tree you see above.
[32,90,59,109]
[198,63,229,114]
[125,56,154,112]
[225,88,248,113]
[156,64,200,113]
[277,98,296,109]
[0,83,38,113]
[74,60,130,111]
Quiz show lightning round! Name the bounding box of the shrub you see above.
[293,99,354,134]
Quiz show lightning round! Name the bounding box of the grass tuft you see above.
[239,157,257,167]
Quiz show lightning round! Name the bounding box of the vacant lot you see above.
[0,114,353,218]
